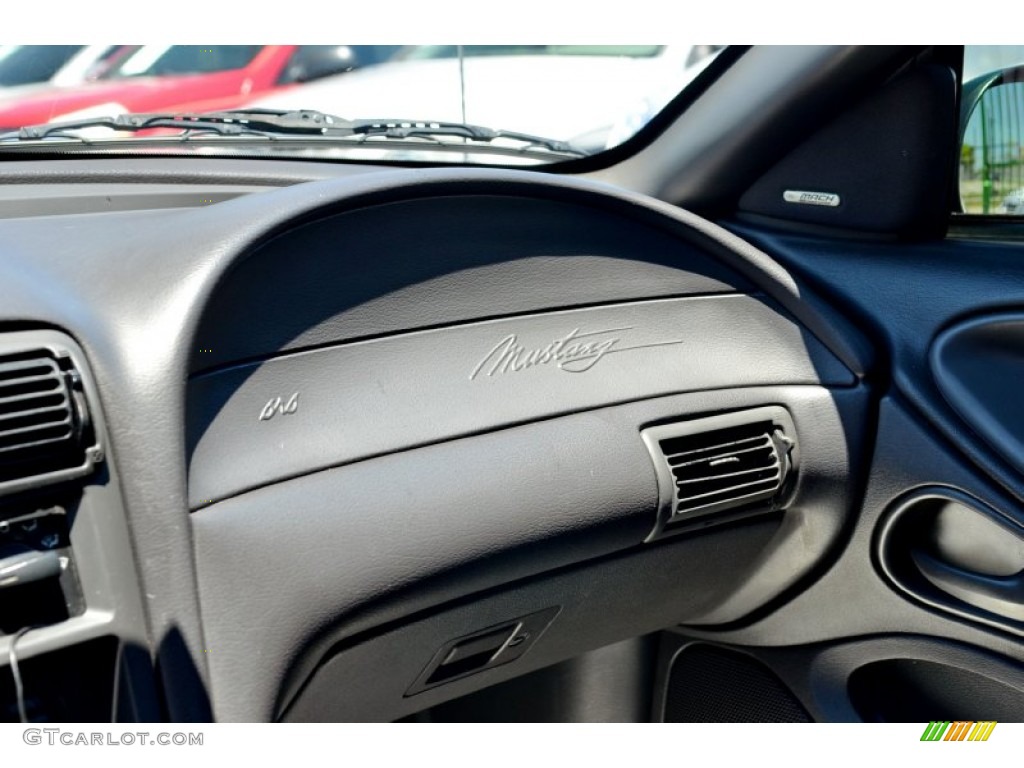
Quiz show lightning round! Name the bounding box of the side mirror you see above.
[283,46,361,85]
[960,65,1024,214]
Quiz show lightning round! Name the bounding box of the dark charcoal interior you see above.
[1,45,1023,723]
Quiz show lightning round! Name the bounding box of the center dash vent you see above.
[642,407,797,539]
[0,334,102,496]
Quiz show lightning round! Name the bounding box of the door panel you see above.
[731,227,1024,502]
[668,223,1024,720]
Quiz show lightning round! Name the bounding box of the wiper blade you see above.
[0,109,586,157]
[343,118,582,155]
[0,110,342,140]
[212,108,582,154]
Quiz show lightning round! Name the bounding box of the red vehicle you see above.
[0,45,396,130]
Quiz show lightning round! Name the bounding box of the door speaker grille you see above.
[664,644,811,722]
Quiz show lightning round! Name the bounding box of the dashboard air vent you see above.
[0,335,101,495]
[642,407,797,539]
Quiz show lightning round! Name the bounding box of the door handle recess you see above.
[912,549,1024,622]
[877,488,1024,636]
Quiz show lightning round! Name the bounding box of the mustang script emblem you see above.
[469,327,683,379]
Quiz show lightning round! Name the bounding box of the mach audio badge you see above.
[783,190,840,207]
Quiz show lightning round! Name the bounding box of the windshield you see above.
[0,45,85,86]
[397,45,666,60]
[103,45,265,78]
[0,44,725,165]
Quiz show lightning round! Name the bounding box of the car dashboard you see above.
[7,44,1024,730]
[0,156,880,722]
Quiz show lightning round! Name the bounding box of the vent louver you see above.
[642,407,796,539]
[0,338,100,495]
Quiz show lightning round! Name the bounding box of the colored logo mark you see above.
[920,721,997,741]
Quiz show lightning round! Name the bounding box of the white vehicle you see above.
[243,45,721,150]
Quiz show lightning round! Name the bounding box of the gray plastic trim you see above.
[657,631,1024,723]
[877,486,1024,637]
[0,166,876,721]
[0,183,265,219]
[193,383,866,721]
[188,193,747,374]
[188,296,851,508]
[0,330,156,721]
[809,635,1024,723]
[412,635,657,723]
[279,521,787,722]
[674,397,1024,675]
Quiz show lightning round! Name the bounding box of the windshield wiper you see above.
[344,118,582,155]
[0,111,327,141]
[0,109,587,157]
[219,108,582,154]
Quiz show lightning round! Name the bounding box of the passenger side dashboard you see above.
[0,159,872,722]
